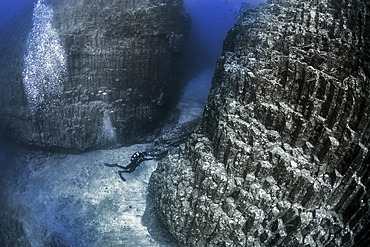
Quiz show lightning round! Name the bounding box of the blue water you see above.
[0,0,29,29]
[0,0,266,71]
[183,0,266,76]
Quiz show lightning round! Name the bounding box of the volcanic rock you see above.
[149,0,370,246]
[0,0,190,151]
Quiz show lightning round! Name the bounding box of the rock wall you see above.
[149,0,370,246]
[0,0,190,151]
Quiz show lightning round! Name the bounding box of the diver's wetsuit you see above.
[104,152,155,181]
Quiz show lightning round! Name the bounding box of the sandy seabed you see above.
[0,70,213,246]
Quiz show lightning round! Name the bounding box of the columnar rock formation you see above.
[0,0,190,151]
[149,0,370,246]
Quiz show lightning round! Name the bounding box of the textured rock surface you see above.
[149,0,370,246]
[0,0,190,151]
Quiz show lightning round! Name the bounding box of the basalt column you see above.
[149,0,370,246]
[0,0,190,151]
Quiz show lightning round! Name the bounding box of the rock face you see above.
[149,0,370,246]
[0,0,190,151]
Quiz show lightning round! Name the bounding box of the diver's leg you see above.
[123,161,139,169]
[118,171,127,182]
[105,163,118,167]
[121,166,137,173]
[105,163,127,169]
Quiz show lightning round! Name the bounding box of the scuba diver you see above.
[104,151,166,182]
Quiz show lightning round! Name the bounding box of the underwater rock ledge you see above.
[0,0,190,151]
[149,0,370,246]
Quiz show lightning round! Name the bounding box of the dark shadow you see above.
[142,184,179,247]
[0,137,32,247]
